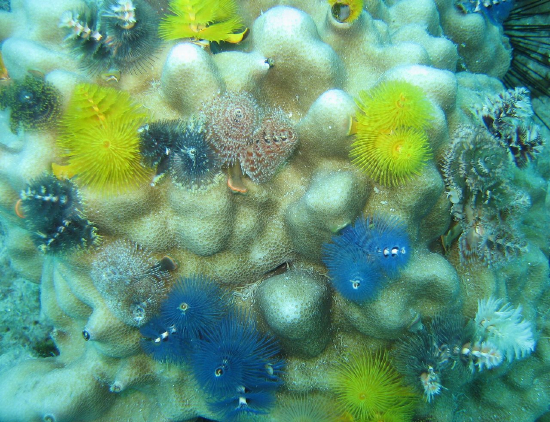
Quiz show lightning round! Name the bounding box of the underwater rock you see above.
[256,271,331,357]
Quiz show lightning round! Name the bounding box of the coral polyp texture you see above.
[0,0,549,421]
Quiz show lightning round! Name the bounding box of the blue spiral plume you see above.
[363,216,410,276]
[192,312,283,419]
[139,316,188,363]
[322,236,382,304]
[322,215,410,304]
[160,276,226,339]
[209,389,276,421]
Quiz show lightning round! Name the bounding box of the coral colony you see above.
[0,0,549,421]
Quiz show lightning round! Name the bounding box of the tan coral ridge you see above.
[0,0,548,421]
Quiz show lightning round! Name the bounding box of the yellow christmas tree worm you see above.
[54,83,150,193]
[159,0,248,44]
[350,81,434,186]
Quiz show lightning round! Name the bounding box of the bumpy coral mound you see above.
[0,0,549,421]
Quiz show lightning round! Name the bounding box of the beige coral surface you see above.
[0,0,549,421]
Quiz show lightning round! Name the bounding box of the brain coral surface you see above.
[0,0,549,421]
